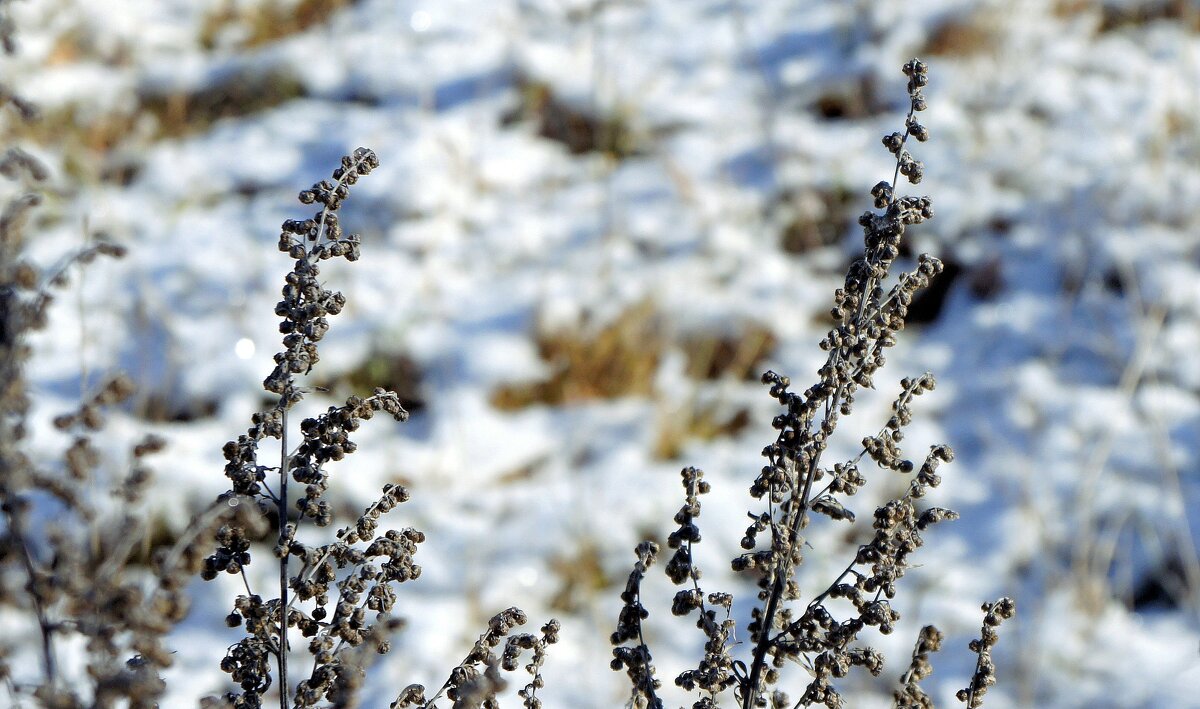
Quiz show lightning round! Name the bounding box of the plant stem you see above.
[742,447,824,709]
[6,509,57,685]
[278,406,290,709]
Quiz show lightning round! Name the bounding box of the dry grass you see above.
[492,302,774,399]
[548,540,612,613]
[1098,0,1200,32]
[0,0,343,185]
[1053,0,1200,32]
[316,349,426,413]
[920,11,1001,57]
[0,66,305,185]
[503,76,639,159]
[652,401,751,460]
[491,304,773,457]
[490,300,663,410]
[199,0,361,51]
[139,69,306,137]
[681,321,776,382]
[778,186,857,254]
[810,74,882,120]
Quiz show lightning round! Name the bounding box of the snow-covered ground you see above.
[3,0,1200,706]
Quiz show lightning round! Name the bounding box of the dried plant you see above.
[956,598,1016,708]
[2,13,560,692]
[0,136,559,706]
[201,148,557,709]
[610,59,1014,708]
[1,26,1008,709]
[1,45,231,706]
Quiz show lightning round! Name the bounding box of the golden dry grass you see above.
[491,300,663,410]
[200,0,360,51]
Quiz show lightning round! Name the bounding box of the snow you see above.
[3,0,1199,706]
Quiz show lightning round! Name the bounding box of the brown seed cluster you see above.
[611,540,665,708]
[611,59,1012,709]
[0,45,1009,709]
[203,149,424,708]
[893,625,944,708]
[267,147,377,397]
[611,467,741,709]
[391,609,560,709]
[203,149,558,708]
[737,58,950,708]
[958,598,1016,708]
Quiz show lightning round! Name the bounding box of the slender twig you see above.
[2,507,56,685]
[735,62,932,709]
[278,407,290,709]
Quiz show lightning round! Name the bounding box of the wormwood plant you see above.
[202,148,558,709]
[610,60,1014,708]
[0,33,238,708]
[0,40,1009,709]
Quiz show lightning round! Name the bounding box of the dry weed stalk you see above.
[202,149,558,709]
[610,59,1014,709]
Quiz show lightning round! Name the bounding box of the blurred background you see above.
[2,0,1199,706]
